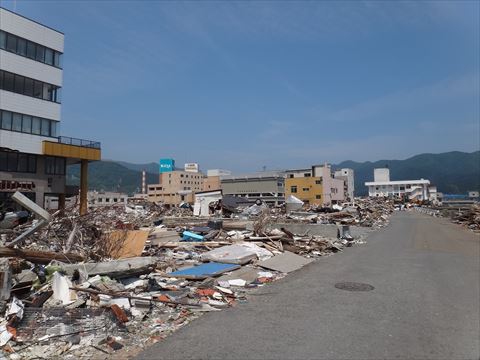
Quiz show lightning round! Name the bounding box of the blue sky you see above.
[1,0,479,172]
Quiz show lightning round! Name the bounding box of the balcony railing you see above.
[58,136,101,149]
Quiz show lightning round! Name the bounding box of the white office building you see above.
[0,8,100,212]
[365,168,436,201]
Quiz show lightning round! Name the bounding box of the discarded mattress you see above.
[168,262,241,280]
[200,245,257,265]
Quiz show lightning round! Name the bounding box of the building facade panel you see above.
[0,9,64,52]
[0,130,55,154]
[0,50,62,85]
[0,90,61,120]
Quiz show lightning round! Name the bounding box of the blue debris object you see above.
[181,231,204,242]
[168,262,240,279]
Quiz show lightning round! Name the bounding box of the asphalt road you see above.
[137,211,480,360]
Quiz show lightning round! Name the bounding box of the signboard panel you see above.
[184,163,199,173]
[159,159,175,173]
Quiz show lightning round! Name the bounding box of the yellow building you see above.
[285,176,323,205]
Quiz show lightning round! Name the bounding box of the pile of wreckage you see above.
[450,204,480,231]
[285,197,394,228]
[0,192,392,358]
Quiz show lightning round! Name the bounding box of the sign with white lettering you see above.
[184,163,199,173]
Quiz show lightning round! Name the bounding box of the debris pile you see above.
[450,204,480,231]
[0,192,388,358]
[288,198,394,228]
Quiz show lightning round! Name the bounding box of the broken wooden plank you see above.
[0,247,84,264]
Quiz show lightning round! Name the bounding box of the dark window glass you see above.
[45,157,55,175]
[54,52,61,68]
[50,121,58,137]
[45,48,54,65]
[33,80,43,98]
[14,75,24,93]
[17,38,27,56]
[0,71,3,89]
[0,152,6,171]
[0,31,6,49]
[17,154,29,172]
[26,41,36,59]
[41,118,50,136]
[3,72,14,91]
[24,78,34,96]
[35,45,45,62]
[6,34,16,52]
[22,115,32,133]
[28,155,36,172]
[7,152,17,172]
[55,157,65,175]
[32,117,41,134]
[1,111,12,130]
[12,113,22,132]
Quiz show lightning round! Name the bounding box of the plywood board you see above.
[106,230,149,259]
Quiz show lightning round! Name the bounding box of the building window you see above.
[1,111,12,130]
[0,110,57,138]
[315,180,322,185]
[291,186,297,193]
[316,195,321,199]
[113,198,118,202]
[0,150,36,173]
[302,188,309,192]
[12,113,22,132]
[304,173,311,177]
[6,33,16,52]
[0,30,63,69]
[0,70,61,103]
[289,174,294,178]
[45,156,65,175]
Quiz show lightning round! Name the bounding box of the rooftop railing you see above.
[58,136,101,149]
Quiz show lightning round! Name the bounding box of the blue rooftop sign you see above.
[159,158,175,173]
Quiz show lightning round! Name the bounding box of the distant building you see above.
[221,171,285,206]
[285,164,345,206]
[203,169,231,192]
[148,159,204,205]
[334,168,355,200]
[365,168,436,201]
[88,191,127,207]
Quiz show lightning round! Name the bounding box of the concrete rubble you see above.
[0,193,394,358]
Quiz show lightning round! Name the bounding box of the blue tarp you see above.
[168,262,240,279]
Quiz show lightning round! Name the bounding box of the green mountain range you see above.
[67,151,479,196]
[334,151,479,196]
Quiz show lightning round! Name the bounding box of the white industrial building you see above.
[365,168,437,201]
[0,8,100,213]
